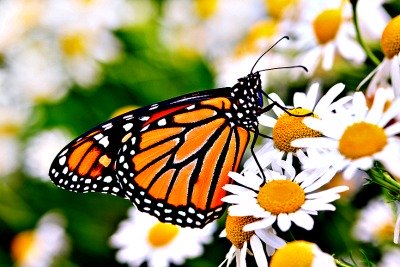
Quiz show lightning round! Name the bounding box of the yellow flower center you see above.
[265,0,297,20]
[270,240,315,267]
[235,20,278,56]
[313,9,342,44]
[272,108,321,153]
[11,231,37,263]
[375,222,394,243]
[381,14,400,59]
[226,215,259,249]
[338,122,387,159]
[147,222,179,248]
[60,33,87,57]
[257,180,305,214]
[194,0,218,19]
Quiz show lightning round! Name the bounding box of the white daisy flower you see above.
[270,240,336,267]
[5,33,70,103]
[353,197,396,245]
[24,129,71,180]
[11,212,69,267]
[42,0,135,31]
[293,87,400,179]
[244,82,351,174]
[110,208,216,267]
[222,165,348,232]
[53,24,121,88]
[378,248,400,267]
[0,0,43,53]
[366,14,400,96]
[219,214,285,267]
[0,135,20,177]
[295,1,366,75]
[356,0,390,41]
[160,0,264,59]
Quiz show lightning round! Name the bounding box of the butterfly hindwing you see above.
[49,116,138,198]
[115,96,250,227]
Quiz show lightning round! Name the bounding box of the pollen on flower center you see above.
[257,180,305,214]
[147,222,179,248]
[270,240,314,267]
[226,215,259,249]
[272,108,321,153]
[313,8,342,44]
[60,33,87,57]
[338,122,387,159]
[381,14,400,59]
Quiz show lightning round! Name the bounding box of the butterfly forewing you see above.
[115,96,250,227]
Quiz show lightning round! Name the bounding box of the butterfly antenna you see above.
[250,36,289,74]
[257,65,308,73]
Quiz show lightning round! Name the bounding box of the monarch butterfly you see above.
[49,37,305,228]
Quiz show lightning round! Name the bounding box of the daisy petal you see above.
[243,217,276,232]
[391,55,400,95]
[303,202,336,211]
[314,83,345,115]
[222,184,256,196]
[240,241,247,267]
[306,186,349,199]
[255,229,286,250]
[289,211,314,230]
[258,114,277,128]
[365,88,387,124]
[250,235,269,267]
[277,213,291,232]
[385,122,400,136]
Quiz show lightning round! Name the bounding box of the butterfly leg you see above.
[250,127,267,181]
[260,91,312,117]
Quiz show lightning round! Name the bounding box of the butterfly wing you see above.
[49,72,262,228]
[49,114,133,198]
[115,93,250,228]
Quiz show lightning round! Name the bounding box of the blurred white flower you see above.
[54,25,121,87]
[0,0,44,53]
[366,15,400,96]
[356,0,390,41]
[353,197,395,244]
[42,0,136,31]
[0,136,20,177]
[294,1,365,75]
[5,33,70,103]
[161,0,264,59]
[378,248,400,267]
[110,208,216,267]
[11,212,69,267]
[24,129,71,180]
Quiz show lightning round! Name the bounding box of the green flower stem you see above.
[335,258,355,267]
[350,0,381,66]
[367,168,400,197]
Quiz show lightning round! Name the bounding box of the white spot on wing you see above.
[59,156,67,166]
[123,123,133,131]
[99,136,109,147]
